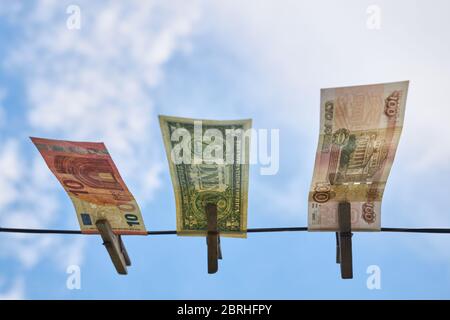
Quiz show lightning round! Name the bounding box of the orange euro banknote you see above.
[31,137,147,235]
[308,81,409,231]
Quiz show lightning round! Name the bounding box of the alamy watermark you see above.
[66,264,81,290]
[169,121,279,175]
[366,5,382,30]
[366,265,381,290]
[66,5,81,30]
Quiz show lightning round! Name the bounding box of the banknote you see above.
[159,115,251,237]
[31,137,147,235]
[308,81,409,231]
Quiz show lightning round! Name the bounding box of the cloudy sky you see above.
[1,0,450,299]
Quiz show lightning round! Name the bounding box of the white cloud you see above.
[0,277,25,300]
[0,0,201,297]
[201,0,450,263]
[0,140,23,208]
[0,153,86,270]
[207,0,450,170]
[6,0,201,202]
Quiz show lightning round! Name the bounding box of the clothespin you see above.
[206,203,222,274]
[335,232,340,263]
[335,201,353,279]
[218,235,222,260]
[96,219,131,275]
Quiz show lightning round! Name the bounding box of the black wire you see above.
[1,226,450,235]
[0,227,82,234]
[380,227,450,234]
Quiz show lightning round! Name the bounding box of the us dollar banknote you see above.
[309,81,409,231]
[31,137,147,235]
[159,115,251,237]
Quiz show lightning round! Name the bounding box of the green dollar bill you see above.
[159,115,251,237]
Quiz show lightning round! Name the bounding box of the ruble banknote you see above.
[31,137,146,235]
[309,81,409,231]
[159,115,251,237]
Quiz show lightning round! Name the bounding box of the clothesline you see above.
[1,226,450,235]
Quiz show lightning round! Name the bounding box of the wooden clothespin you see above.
[206,203,222,274]
[96,219,131,275]
[335,201,353,279]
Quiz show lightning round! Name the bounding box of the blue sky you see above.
[1,0,450,299]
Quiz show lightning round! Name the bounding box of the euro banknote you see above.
[308,81,409,231]
[159,115,251,237]
[31,137,146,235]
